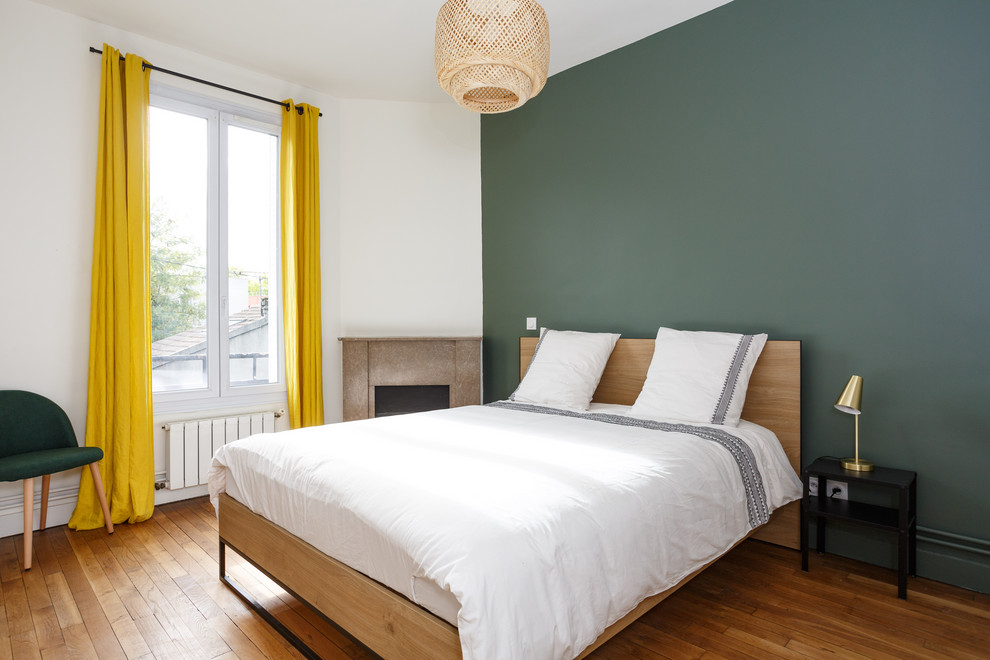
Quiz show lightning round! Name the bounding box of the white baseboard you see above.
[0,484,79,539]
[0,475,212,540]
[155,483,210,505]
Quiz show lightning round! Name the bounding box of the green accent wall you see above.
[481,0,990,592]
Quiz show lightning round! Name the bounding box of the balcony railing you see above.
[152,352,270,384]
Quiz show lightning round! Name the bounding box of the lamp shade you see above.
[834,375,863,415]
[435,0,550,114]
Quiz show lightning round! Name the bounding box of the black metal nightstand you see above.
[801,457,917,598]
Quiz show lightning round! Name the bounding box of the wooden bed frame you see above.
[218,338,801,660]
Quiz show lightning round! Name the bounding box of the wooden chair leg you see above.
[23,478,34,571]
[88,463,114,534]
[40,474,51,531]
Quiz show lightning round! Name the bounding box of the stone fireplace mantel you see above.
[340,337,482,421]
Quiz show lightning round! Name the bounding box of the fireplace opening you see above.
[374,385,450,417]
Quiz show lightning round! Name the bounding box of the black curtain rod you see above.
[88,47,322,117]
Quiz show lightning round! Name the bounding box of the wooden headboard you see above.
[519,337,802,549]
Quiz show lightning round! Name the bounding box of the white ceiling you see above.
[33,0,732,103]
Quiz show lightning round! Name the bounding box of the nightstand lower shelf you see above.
[806,496,901,530]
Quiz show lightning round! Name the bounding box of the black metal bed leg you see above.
[218,538,323,660]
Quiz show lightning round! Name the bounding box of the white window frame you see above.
[150,84,286,414]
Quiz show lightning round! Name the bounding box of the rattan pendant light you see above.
[435,0,550,114]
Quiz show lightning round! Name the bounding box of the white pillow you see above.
[510,329,620,411]
[630,327,767,426]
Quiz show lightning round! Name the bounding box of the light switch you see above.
[526,317,537,330]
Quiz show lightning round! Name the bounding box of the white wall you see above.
[0,0,481,539]
[338,100,482,338]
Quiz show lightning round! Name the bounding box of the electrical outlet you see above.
[808,476,819,496]
[826,479,848,500]
[526,317,537,330]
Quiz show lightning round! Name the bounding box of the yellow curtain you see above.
[70,45,155,530]
[280,101,325,428]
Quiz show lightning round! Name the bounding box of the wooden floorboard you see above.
[0,497,986,659]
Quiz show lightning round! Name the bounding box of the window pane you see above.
[150,107,209,392]
[227,124,279,387]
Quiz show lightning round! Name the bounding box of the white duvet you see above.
[208,403,800,660]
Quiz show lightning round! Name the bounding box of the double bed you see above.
[209,336,802,659]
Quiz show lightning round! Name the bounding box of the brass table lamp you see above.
[835,375,874,471]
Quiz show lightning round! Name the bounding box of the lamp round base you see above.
[841,458,875,472]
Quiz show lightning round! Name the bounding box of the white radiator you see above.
[164,412,276,490]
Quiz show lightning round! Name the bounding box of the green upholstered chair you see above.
[0,390,113,570]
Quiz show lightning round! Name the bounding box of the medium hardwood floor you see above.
[1,497,987,659]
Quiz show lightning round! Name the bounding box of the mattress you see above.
[208,402,800,660]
